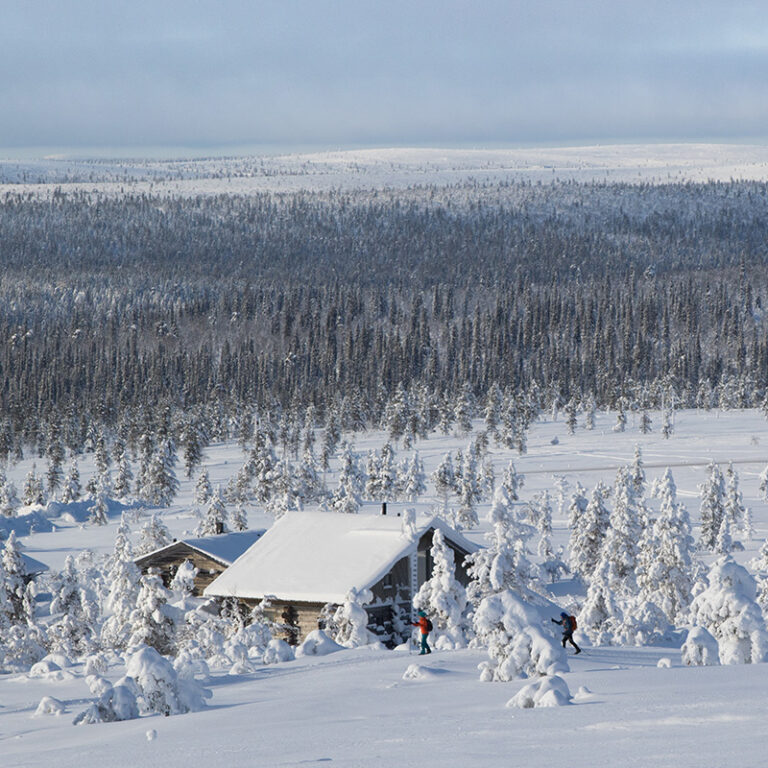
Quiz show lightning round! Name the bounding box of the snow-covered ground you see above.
[3,408,768,767]
[3,143,768,197]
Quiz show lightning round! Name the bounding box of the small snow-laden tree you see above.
[612,400,627,433]
[59,457,82,504]
[579,556,623,645]
[759,464,768,502]
[196,485,228,536]
[337,443,366,498]
[413,529,468,649]
[194,468,213,507]
[699,460,725,551]
[456,448,480,530]
[637,469,696,626]
[170,560,197,606]
[230,502,248,532]
[142,438,179,507]
[566,483,588,576]
[100,516,141,651]
[483,383,502,440]
[1,531,28,623]
[127,572,179,655]
[431,452,455,519]
[0,476,20,517]
[181,416,207,479]
[136,512,172,556]
[332,587,376,648]
[723,462,746,538]
[266,462,302,519]
[500,459,524,502]
[583,395,596,430]
[126,645,210,716]
[331,445,363,514]
[453,382,475,436]
[639,410,652,434]
[466,485,535,607]
[383,382,409,445]
[48,555,100,657]
[714,514,734,555]
[689,555,768,665]
[552,475,570,520]
[565,397,578,435]
[568,482,611,582]
[474,590,568,682]
[681,625,720,666]
[21,465,45,507]
[601,468,643,593]
[400,452,427,503]
[377,443,397,502]
[363,449,381,501]
[661,409,674,439]
[630,444,646,498]
[87,473,109,526]
[112,451,133,499]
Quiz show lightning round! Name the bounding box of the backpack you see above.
[425,617,433,633]
[568,615,577,631]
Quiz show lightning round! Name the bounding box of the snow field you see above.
[3,407,768,766]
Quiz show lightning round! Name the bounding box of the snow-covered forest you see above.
[3,154,768,767]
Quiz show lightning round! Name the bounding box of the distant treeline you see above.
[1,179,767,448]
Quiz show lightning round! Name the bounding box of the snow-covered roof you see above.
[137,530,265,567]
[204,511,478,604]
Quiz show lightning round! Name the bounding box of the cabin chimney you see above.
[381,502,387,516]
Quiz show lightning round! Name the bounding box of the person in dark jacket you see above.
[412,610,431,654]
[552,611,581,653]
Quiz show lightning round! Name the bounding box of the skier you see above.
[412,610,432,655]
[552,611,581,654]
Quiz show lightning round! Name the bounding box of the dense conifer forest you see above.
[1,179,767,454]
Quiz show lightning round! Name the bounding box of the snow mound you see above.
[86,675,113,696]
[0,508,54,537]
[126,646,211,716]
[681,626,720,666]
[296,630,344,658]
[657,657,672,669]
[402,664,447,681]
[506,675,572,709]
[34,696,66,716]
[146,729,157,742]
[28,659,75,681]
[73,682,139,725]
[262,638,295,664]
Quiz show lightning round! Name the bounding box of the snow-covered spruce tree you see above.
[170,560,198,605]
[194,468,213,507]
[565,397,578,435]
[181,417,207,479]
[48,555,100,657]
[196,485,228,536]
[759,464,768,502]
[699,461,726,551]
[127,572,178,655]
[21,465,45,507]
[681,625,720,666]
[639,410,652,434]
[636,469,696,626]
[377,443,397,502]
[603,467,644,590]
[413,529,468,649]
[483,383,502,440]
[59,457,82,504]
[583,395,596,430]
[384,382,409,445]
[231,502,248,532]
[431,452,455,519]
[136,513,172,556]
[453,382,475,436]
[579,556,623,645]
[568,481,611,582]
[46,427,66,496]
[566,482,588,575]
[332,587,376,647]
[0,476,20,517]
[87,474,110,526]
[501,459,524,502]
[612,400,627,433]
[689,555,768,665]
[112,451,133,499]
[331,444,363,513]
[100,515,141,650]
[456,447,480,530]
[475,590,568,682]
[320,406,342,471]
[1,531,28,623]
[723,462,746,540]
[400,451,427,503]
[661,409,674,439]
[466,485,535,607]
[630,444,646,498]
[142,438,179,507]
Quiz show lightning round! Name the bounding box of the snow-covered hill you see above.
[3,143,768,197]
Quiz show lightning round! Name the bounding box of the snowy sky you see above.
[3,1,768,153]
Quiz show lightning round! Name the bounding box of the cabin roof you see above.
[135,529,265,568]
[203,510,478,604]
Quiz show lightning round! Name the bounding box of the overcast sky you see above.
[2,1,768,154]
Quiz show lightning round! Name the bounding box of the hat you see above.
[418,610,426,617]
[560,611,568,618]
